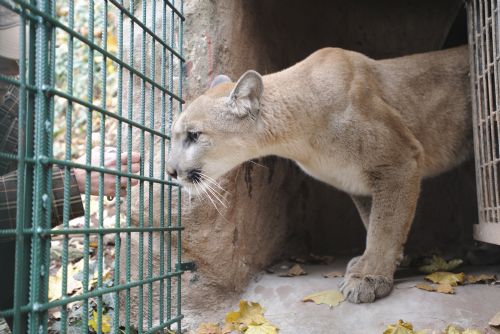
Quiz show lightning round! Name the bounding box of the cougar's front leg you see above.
[340,161,421,303]
[351,195,372,230]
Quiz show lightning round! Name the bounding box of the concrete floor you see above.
[238,258,500,334]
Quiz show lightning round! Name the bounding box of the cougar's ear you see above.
[210,74,232,88]
[228,70,263,119]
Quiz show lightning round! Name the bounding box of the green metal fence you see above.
[0,0,185,333]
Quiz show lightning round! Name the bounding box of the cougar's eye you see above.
[187,131,200,143]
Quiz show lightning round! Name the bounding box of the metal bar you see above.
[0,226,184,237]
[59,0,75,331]
[48,88,171,140]
[96,2,108,332]
[4,0,185,102]
[80,1,96,331]
[107,0,184,60]
[147,0,157,330]
[0,0,186,330]
[124,0,134,332]
[138,0,147,330]
[159,0,168,326]
[144,315,185,334]
[0,271,184,317]
[176,2,184,331]
[12,4,32,333]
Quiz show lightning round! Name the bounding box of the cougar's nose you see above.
[166,165,177,179]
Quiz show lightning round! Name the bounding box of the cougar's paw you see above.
[346,255,362,273]
[339,274,393,303]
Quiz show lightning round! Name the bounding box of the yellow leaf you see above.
[246,323,279,334]
[425,272,464,286]
[419,256,463,274]
[436,283,454,294]
[462,330,482,334]
[225,300,278,333]
[323,271,344,278]
[107,33,118,53]
[489,311,500,327]
[278,264,307,277]
[196,323,222,334]
[88,310,111,333]
[226,300,267,327]
[415,283,436,292]
[444,325,462,334]
[302,290,345,308]
[383,320,414,334]
[48,260,85,301]
[465,274,496,284]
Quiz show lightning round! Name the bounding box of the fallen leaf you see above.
[465,274,497,284]
[415,283,436,292]
[425,272,465,286]
[436,283,455,294]
[225,300,267,328]
[302,290,345,308]
[323,271,344,278]
[88,310,111,333]
[48,260,84,301]
[419,256,463,274]
[416,283,455,294]
[444,325,462,334]
[278,264,306,277]
[196,323,222,334]
[489,311,500,327]
[462,330,482,334]
[225,300,278,333]
[383,319,414,334]
[246,323,279,334]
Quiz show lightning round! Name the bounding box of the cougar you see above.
[166,46,471,303]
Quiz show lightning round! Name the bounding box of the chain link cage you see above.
[0,0,185,333]
[467,0,500,245]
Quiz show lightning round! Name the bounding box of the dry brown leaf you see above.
[278,264,307,277]
[419,256,463,274]
[436,283,455,294]
[489,311,500,327]
[196,323,223,334]
[323,271,344,278]
[465,274,497,284]
[425,272,465,286]
[302,290,345,308]
[415,283,436,292]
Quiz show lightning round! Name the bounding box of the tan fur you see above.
[167,46,471,303]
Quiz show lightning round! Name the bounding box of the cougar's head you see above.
[166,71,264,190]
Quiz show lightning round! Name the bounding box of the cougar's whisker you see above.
[203,181,228,208]
[199,173,230,194]
[249,159,267,169]
[199,175,230,203]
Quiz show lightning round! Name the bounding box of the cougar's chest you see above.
[296,155,370,196]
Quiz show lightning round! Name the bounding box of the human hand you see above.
[74,147,141,198]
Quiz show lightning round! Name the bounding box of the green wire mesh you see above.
[0,0,185,333]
